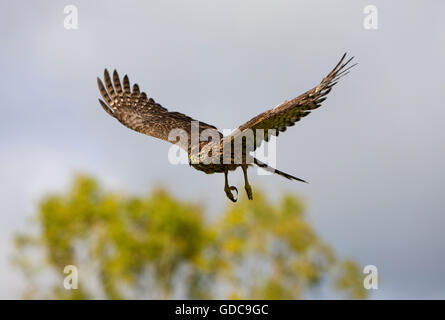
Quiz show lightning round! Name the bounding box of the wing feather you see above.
[112,70,123,95]
[224,53,356,149]
[104,70,116,100]
[123,75,131,94]
[97,69,220,153]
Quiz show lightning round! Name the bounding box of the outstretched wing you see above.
[97,70,220,153]
[223,53,356,151]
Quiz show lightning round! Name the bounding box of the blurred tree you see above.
[14,174,367,299]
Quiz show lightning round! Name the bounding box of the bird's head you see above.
[189,154,199,166]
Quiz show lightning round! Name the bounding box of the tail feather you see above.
[253,158,308,183]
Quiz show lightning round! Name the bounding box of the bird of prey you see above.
[97,53,355,202]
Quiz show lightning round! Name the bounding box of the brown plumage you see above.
[97,53,356,202]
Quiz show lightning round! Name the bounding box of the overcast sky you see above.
[1,0,444,299]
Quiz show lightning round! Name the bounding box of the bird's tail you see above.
[253,158,308,183]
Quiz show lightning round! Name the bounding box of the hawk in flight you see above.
[97,53,355,202]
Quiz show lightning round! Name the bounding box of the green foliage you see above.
[14,174,367,299]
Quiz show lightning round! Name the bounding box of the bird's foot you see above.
[224,186,238,202]
[245,185,253,200]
